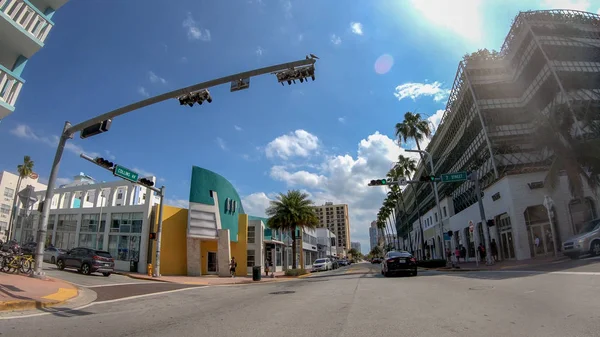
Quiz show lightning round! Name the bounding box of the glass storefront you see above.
[108,212,143,262]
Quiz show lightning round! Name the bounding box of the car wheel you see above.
[102,272,111,277]
[591,240,600,256]
[56,259,65,270]
[81,263,91,275]
[51,256,55,264]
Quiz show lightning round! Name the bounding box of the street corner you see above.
[0,278,80,312]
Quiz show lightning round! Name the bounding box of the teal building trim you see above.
[43,7,56,20]
[189,166,245,242]
[0,63,25,83]
[11,56,28,77]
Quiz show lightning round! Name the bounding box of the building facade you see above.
[351,241,361,253]
[315,227,337,258]
[0,0,69,119]
[0,170,46,241]
[368,220,380,252]
[313,202,351,256]
[397,10,600,262]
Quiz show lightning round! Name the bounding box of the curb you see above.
[0,282,79,312]
[113,272,174,283]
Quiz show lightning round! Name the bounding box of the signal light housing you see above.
[178,89,212,107]
[419,175,437,182]
[274,65,315,86]
[138,177,154,187]
[95,157,114,169]
[368,179,387,186]
[80,119,112,139]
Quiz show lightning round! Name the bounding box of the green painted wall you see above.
[189,166,245,242]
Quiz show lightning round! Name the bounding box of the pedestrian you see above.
[454,247,461,264]
[230,257,237,278]
[460,246,466,262]
[265,259,270,276]
[491,239,499,262]
[478,243,486,261]
[446,247,451,263]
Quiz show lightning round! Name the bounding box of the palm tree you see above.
[8,155,34,238]
[266,190,319,269]
[383,196,399,249]
[393,155,425,257]
[376,214,388,247]
[395,111,432,158]
[534,105,600,199]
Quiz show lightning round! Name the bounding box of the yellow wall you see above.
[233,214,248,276]
[149,205,188,275]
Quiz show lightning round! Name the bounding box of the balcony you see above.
[0,0,54,58]
[0,64,24,119]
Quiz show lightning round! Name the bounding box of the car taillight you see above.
[93,255,101,260]
[410,258,416,262]
[386,258,396,263]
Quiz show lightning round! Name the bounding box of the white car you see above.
[312,258,333,272]
[44,247,67,264]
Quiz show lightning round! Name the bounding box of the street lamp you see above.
[31,56,318,278]
[543,195,558,257]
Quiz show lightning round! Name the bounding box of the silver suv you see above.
[562,218,600,259]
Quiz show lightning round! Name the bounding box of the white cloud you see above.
[137,86,149,97]
[104,150,116,160]
[165,198,189,208]
[56,177,72,186]
[338,117,346,124]
[255,46,264,56]
[265,130,319,160]
[216,137,227,150]
[10,124,99,158]
[297,34,304,42]
[182,12,211,41]
[281,0,292,19]
[148,71,166,84]
[410,0,484,46]
[330,34,342,45]
[180,56,188,63]
[394,81,450,102]
[132,167,155,179]
[234,125,243,131]
[241,192,273,217]
[350,22,363,35]
[427,109,445,134]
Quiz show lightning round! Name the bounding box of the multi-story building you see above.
[313,202,351,256]
[369,221,378,251]
[351,241,361,253]
[0,0,69,119]
[315,227,337,258]
[397,9,600,262]
[0,170,46,241]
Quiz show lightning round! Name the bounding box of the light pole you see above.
[543,195,558,257]
[405,149,446,260]
[31,56,318,278]
[154,186,165,277]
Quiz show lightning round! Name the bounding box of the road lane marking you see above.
[84,281,162,288]
[0,286,208,320]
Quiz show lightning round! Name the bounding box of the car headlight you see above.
[578,239,585,244]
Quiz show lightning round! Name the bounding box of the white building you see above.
[0,170,46,241]
[0,0,69,119]
[11,177,156,273]
[351,241,361,253]
[315,227,337,258]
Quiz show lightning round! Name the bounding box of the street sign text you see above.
[441,172,468,183]
[114,165,139,182]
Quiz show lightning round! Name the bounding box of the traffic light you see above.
[80,119,111,139]
[368,179,387,186]
[274,65,316,86]
[419,175,437,182]
[138,178,154,187]
[447,231,453,237]
[149,232,157,240]
[95,157,114,169]
[178,89,212,107]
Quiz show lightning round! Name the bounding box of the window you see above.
[117,192,123,199]
[0,221,7,230]
[81,213,106,233]
[247,225,255,244]
[0,204,9,214]
[435,213,438,223]
[57,214,77,231]
[247,249,255,267]
[4,188,14,198]
[443,207,447,218]
[108,235,141,261]
[110,213,143,233]
[47,214,56,230]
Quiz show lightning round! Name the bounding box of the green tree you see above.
[370,245,383,258]
[392,155,424,256]
[348,248,360,259]
[266,190,319,269]
[8,155,34,238]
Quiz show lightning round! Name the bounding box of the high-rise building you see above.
[312,202,350,256]
[0,170,47,241]
[369,220,379,251]
[350,241,361,253]
[0,0,69,119]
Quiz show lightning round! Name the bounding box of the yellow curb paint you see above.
[42,287,78,301]
[0,300,58,312]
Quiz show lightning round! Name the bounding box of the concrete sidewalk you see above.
[115,270,296,285]
[426,256,570,271]
[0,273,79,311]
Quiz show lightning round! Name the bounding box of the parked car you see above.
[1,240,20,253]
[331,258,339,269]
[381,251,417,277]
[44,247,68,264]
[371,257,382,264]
[311,258,333,272]
[20,242,37,255]
[56,247,115,276]
[562,218,600,259]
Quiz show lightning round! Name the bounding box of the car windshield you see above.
[578,219,600,234]
[387,251,410,258]
[94,250,112,258]
[314,259,327,264]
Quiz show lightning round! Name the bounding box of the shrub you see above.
[284,268,308,276]
[417,259,447,268]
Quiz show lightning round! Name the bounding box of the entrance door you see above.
[530,224,553,257]
[207,252,218,274]
[501,231,515,259]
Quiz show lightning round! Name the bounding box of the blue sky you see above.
[1,0,599,253]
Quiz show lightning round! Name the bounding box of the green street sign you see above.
[114,165,139,182]
[441,171,468,183]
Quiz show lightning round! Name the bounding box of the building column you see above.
[217,229,231,277]
[186,237,201,276]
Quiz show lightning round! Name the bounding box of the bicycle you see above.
[0,252,34,274]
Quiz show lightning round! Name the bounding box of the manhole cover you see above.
[469,286,495,291]
[269,291,296,295]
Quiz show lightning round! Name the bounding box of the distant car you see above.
[312,258,333,272]
[371,257,382,264]
[44,247,68,264]
[381,251,417,277]
[56,247,115,276]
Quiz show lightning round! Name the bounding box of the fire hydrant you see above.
[147,263,153,276]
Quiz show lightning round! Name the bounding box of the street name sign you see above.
[441,171,468,183]
[114,165,139,182]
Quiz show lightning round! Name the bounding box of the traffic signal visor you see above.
[369,179,387,186]
[419,175,436,182]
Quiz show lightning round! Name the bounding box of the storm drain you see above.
[469,286,495,291]
[269,291,296,295]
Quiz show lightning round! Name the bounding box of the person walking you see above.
[491,239,499,262]
[230,257,237,278]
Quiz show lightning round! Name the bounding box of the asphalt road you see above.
[2,262,599,336]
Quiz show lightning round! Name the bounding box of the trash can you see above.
[130,260,138,272]
[252,266,262,281]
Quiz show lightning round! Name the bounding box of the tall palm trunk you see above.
[291,229,297,269]
[7,176,23,239]
[411,184,425,259]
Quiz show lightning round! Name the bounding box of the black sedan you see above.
[381,251,417,277]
